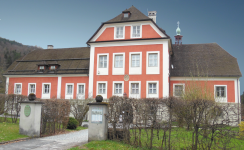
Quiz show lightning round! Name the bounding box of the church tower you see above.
[174,21,183,45]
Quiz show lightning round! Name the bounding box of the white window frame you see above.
[173,83,185,97]
[114,26,125,39]
[77,83,85,99]
[129,52,142,75]
[97,53,109,75]
[129,81,141,98]
[28,83,36,95]
[97,81,107,99]
[146,81,159,98]
[65,83,74,99]
[146,51,160,74]
[50,65,55,70]
[112,53,125,75]
[214,85,227,103]
[112,81,124,97]
[131,25,142,38]
[42,83,51,99]
[14,83,22,95]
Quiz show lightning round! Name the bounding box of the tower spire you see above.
[174,21,183,45]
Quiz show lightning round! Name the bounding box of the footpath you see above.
[0,129,88,150]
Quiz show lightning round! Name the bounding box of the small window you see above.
[78,85,84,94]
[215,86,226,98]
[131,54,140,67]
[15,84,21,94]
[148,53,158,67]
[174,85,184,97]
[29,84,36,94]
[114,55,123,68]
[131,83,139,94]
[50,66,55,70]
[149,83,157,94]
[40,66,44,69]
[124,13,128,18]
[98,83,106,94]
[99,55,107,68]
[114,83,122,94]
[67,85,73,95]
[116,27,123,38]
[132,25,140,37]
[43,84,50,94]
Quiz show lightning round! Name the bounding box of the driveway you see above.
[0,129,88,150]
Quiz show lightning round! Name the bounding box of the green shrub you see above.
[67,117,78,129]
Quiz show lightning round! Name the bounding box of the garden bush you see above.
[67,117,78,129]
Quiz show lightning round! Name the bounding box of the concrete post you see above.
[19,101,44,137]
[87,102,108,142]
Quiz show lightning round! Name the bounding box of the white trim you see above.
[4,74,88,78]
[112,53,125,75]
[112,81,124,97]
[42,83,51,99]
[57,76,62,99]
[5,77,9,94]
[96,81,108,99]
[89,45,95,98]
[129,52,142,75]
[163,41,169,97]
[131,24,142,38]
[235,79,237,103]
[77,83,86,99]
[14,83,22,95]
[114,26,125,39]
[173,83,185,97]
[28,83,36,95]
[146,81,159,98]
[129,81,141,99]
[146,51,160,74]
[170,77,238,81]
[97,53,109,75]
[214,85,227,103]
[65,83,74,99]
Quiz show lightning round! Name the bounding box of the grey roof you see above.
[4,47,90,75]
[170,43,242,77]
[106,5,150,23]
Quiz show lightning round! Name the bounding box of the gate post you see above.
[87,102,108,142]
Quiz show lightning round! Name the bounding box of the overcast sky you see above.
[0,0,244,94]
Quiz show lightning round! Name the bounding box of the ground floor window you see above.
[173,84,185,97]
[98,83,106,94]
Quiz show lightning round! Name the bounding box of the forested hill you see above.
[0,37,42,93]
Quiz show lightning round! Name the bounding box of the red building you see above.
[4,6,242,103]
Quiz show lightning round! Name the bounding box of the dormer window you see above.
[122,10,130,18]
[124,13,128,18]
[50,66,56,70]
[39,66,44,69]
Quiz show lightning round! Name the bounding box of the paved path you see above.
[0,129,88,150]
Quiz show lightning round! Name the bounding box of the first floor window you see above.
[131,83,139,94]
[29,84,35,94]
[114,83,122,94]
[78,85,84,94]
[114,55,123,68]
[131,54,140,67]
[148,53,158,67]
[15,84,21,94]
[216,86,226,97]
[149,83,157,94]
[67,85,73,95]
[99,55,107,68]
[132,25,140,37]
[98,83,106,94]
[174,85,184,97]
[43,84,50,94]
[116,26,123,38]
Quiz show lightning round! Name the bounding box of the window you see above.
[99,55,107,68]
[148,53,158,67]
[149,83,157,94]
[116,27,123,38]
[114,55,123,68]
[114,83,122,94]
[131,54,140,67]
[131,83,139,94]
[50,66,55,70]
[215,86,226,98]
[28,83,36,94]
[14,83,22,94]
[98,83,106,94]
[39,66,44,69]
[67,85,73,95]
[124,13,128,18]
[132,25,140,37]
[78,84,84,94]
[173,84,184,97]
[43,84,50,94]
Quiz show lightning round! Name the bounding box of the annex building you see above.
[4,6,242,103]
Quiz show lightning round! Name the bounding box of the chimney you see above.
[148,11,157,23]
[47,45,53,49]
[174,21,183,45]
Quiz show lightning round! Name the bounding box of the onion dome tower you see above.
[174,21,183,45]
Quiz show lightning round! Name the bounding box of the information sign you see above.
[91,107,103,123]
